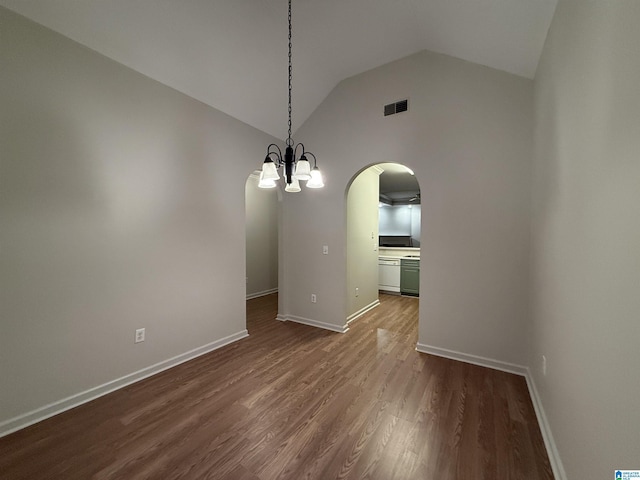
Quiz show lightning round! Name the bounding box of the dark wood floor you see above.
[0,293,553,480]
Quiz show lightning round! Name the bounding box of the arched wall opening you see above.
[345,162,422,329]
[245,172,280,303]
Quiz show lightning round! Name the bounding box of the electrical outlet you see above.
[311,293,317,303]
[355,287,359,297]
[135,328,145,344]
[322,245,329,255]
[542,355,547,376]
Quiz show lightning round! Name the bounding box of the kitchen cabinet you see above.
[400,257,420,296]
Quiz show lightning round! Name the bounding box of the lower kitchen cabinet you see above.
[400,258,420,296]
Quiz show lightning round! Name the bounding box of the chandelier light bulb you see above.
[261,158,280,181]
[293,156,311,181]
[306,167,324,189]
[258,170,278,189]
[284,176,301,192]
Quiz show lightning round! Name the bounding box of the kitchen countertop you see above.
[378,247,420,259]
[379,255,420,261]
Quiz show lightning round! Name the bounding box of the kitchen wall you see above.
[379,204,421,247]
[281,49,533,365]
[410,205,421,247]
[0,7,276,432]
[346,167,380,320]
[245,175,279,299]
[531,0,640,477]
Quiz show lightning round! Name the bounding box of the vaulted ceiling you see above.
[0,0,557,140]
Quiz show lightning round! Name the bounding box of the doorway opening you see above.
[245,172,279,301]
[346,162,421,325]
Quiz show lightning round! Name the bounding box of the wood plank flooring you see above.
[0,294,554,479]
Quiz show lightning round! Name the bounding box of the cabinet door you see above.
[400,265,420,295]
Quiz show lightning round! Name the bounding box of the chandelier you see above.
[259,0,324,192]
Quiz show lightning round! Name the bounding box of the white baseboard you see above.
[246,288,278,300]
[277,314,348,333]
[415,342,566,480]
[0,330,249,438]
[415,343,527,376]
[347,299,380,324]
[524,368,567,480]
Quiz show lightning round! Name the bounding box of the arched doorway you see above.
[346,162,421,324]
[245,172,279,301]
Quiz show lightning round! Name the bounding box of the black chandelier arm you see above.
[293,142,306,159]
[304,151,319,167]
[266,143,284,163]
[266,151,283,165]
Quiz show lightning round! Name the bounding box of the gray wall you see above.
[346,167,380,318]
[379,204,421,247]
[281,49,533,364]
[531,0,640,477]
[0,7,275,426]
[245,175,278,298]
[379,205,411,235]
[410,205,421,248]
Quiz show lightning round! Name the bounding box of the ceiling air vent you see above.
[384,99,409,116]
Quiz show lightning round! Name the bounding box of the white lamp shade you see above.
[284,176,301,192]
[262,159,280,181]
[258,171,277,189]
[306,167,324,188]
[293,159,311,181]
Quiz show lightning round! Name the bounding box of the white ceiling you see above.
[0,0,557,140]
[377,163,420,203]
